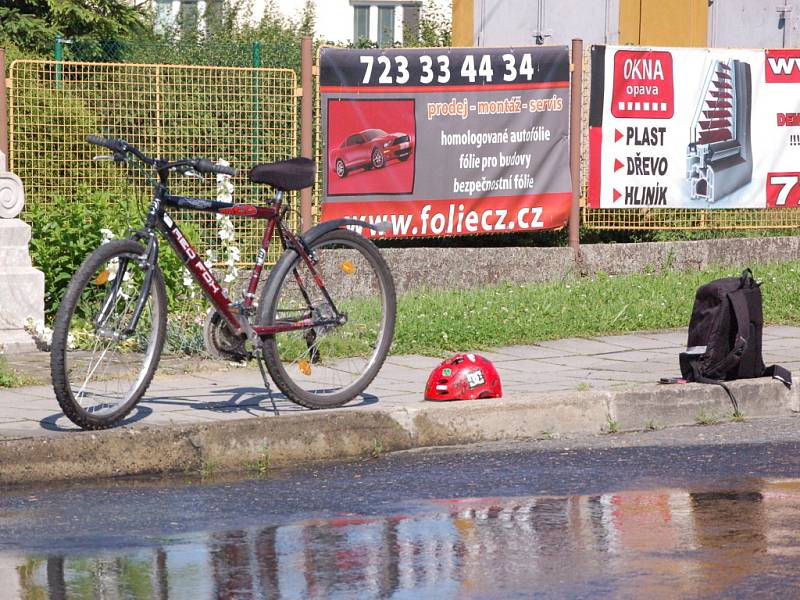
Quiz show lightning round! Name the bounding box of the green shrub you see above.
[25,190,203,321]
[26,190,129,319]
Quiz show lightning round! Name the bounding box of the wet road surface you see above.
[4,417,800,598]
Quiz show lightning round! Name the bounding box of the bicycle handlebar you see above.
[87,135,126,153]
[87,135,240,177]
[193,158,239,177]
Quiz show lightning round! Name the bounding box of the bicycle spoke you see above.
[52,241,166,428]
[261,230,396,408]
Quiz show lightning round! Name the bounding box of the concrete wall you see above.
[382,237,800,295]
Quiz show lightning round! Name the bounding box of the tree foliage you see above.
[0,0,149,54]
[407,0,452,48]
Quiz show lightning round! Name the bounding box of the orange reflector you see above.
[95,270,110,285]
[298,360,312,376]
[341,260,356,275]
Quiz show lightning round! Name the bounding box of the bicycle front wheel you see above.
[51,239,167,430]
[259,229,396,409]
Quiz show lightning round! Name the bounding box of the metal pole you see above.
[568,38,583,257]
[252,41,261,162]
[300,35,313,232]
[252,42,262,203]
[54,37,63,89]
[0,48,8,160]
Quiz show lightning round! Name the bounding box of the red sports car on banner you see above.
[330,128,413,178]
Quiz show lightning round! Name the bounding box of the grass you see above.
[695,408,720,426]
[244,444,271,474]
[391,260,800,356]
[76,258,800,363]
[370,438,384,458]
[197,460,215,478]
[0,356,37,388]
[606,416,619,434]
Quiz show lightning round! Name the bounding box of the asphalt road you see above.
[5,416,800,598]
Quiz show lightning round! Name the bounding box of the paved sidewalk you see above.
[3,325,800,438]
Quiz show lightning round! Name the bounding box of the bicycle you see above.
[50,136,396,430]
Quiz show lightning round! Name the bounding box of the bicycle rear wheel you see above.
[259,229,396,409]
[51,239,167,430]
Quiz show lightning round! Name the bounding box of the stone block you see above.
[0,329,37,353]
[0,172,24,219]
[0,219,32,248]
[0,267,44,330]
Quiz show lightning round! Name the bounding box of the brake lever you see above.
[93,155,116,161]
[183,168,205,181]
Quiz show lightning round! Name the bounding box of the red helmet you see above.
[424,353,502,401]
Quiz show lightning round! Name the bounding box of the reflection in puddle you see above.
[7,480,800,598]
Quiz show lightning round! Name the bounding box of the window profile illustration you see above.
[686,59,752,203]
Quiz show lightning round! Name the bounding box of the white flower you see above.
[219,228,233,241]
[100,228,115,244]
[216,158,235,202]
[181,267,194,288]
[106,257,120,281]
[181,268,196,299]
[25,318,54,349]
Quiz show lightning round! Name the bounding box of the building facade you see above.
[153,0,440,46]
[257,0,426,45]
[452,0,800,49]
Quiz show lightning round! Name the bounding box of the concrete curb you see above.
[0,378,796,486]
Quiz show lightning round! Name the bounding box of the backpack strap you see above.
[764,364,793,388]
[738,269,792,388]
[702,290,750,377]
[691,361,741,415]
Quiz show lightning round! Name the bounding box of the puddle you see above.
[5,478,800,598]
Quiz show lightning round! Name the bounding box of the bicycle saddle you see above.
[249,157,316,191]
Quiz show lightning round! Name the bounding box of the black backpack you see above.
[679,269,791,413]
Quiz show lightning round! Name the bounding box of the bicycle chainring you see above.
[203,310,251,363]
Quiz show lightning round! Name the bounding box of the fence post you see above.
[300,35,313,232]
[568,38,583,258]
[0,48,7,160]
[54,37,63,89]
[251,41,262,164]
[155,65,161,158]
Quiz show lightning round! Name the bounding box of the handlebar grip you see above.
[194,158,240,177]
[194,158,239,177]
[87,135,125,152]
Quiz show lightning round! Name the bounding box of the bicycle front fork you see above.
[95,231,159,340]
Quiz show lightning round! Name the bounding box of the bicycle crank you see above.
[203,310,251,363]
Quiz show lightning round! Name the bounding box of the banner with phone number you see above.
[589,45,800,209]
[319,46,572,238]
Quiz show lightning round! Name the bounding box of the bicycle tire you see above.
[51,239,167,430]
[259,229,396,409]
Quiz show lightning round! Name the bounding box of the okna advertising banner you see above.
[319,46,571,238]
[589,45,800,209]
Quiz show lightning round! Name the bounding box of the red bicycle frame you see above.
[154,188,338,341]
